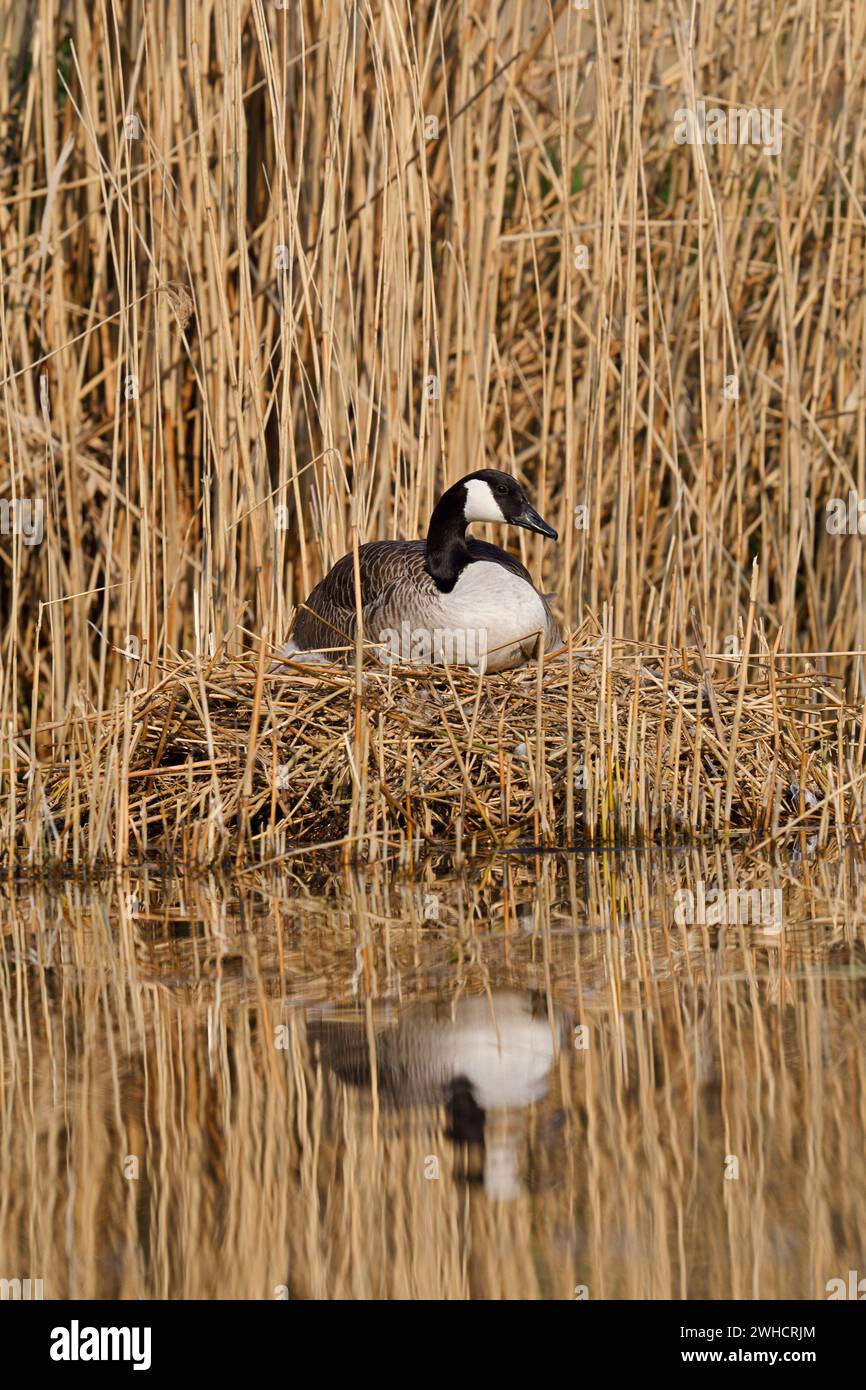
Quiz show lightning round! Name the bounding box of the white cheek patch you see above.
[463,478,507,523]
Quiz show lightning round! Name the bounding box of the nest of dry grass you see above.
[21,625,854,866]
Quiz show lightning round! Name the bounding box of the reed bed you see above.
[2,0,866,865]
[8,618,862,866]
[3,2,866,1306]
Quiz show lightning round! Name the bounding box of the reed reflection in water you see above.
[0,846,864,1299]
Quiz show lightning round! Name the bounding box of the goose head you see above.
[425,468,557,590]
[459,469,558,539]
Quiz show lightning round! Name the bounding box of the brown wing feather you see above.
[292,541,429,652]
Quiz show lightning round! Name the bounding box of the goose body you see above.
[286,469,561,673]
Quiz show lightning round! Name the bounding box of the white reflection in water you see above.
[310,990,567,1200]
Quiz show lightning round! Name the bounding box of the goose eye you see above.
[496,484,508,495]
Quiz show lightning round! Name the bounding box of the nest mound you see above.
[32,628,849,865]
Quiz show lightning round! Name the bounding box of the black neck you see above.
[425,485,472,591]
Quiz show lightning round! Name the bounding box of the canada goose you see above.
[308,990,568,1200]
[284,469,561,673]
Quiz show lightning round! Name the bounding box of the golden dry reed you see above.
[25,620,865,862]
[0,850,864,1299]
[1,0,866,862]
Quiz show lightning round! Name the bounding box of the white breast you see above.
[431,561,549,672]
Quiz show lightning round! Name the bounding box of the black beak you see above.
[514,503,557,540]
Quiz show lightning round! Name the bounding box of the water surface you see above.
[1,846,863,1299]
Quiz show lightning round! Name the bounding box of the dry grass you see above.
[2,0,866,864]
[12,616,865,864]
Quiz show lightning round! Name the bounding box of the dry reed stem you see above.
[1,626,856,866]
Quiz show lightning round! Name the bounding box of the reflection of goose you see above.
[308,990,566,1200]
